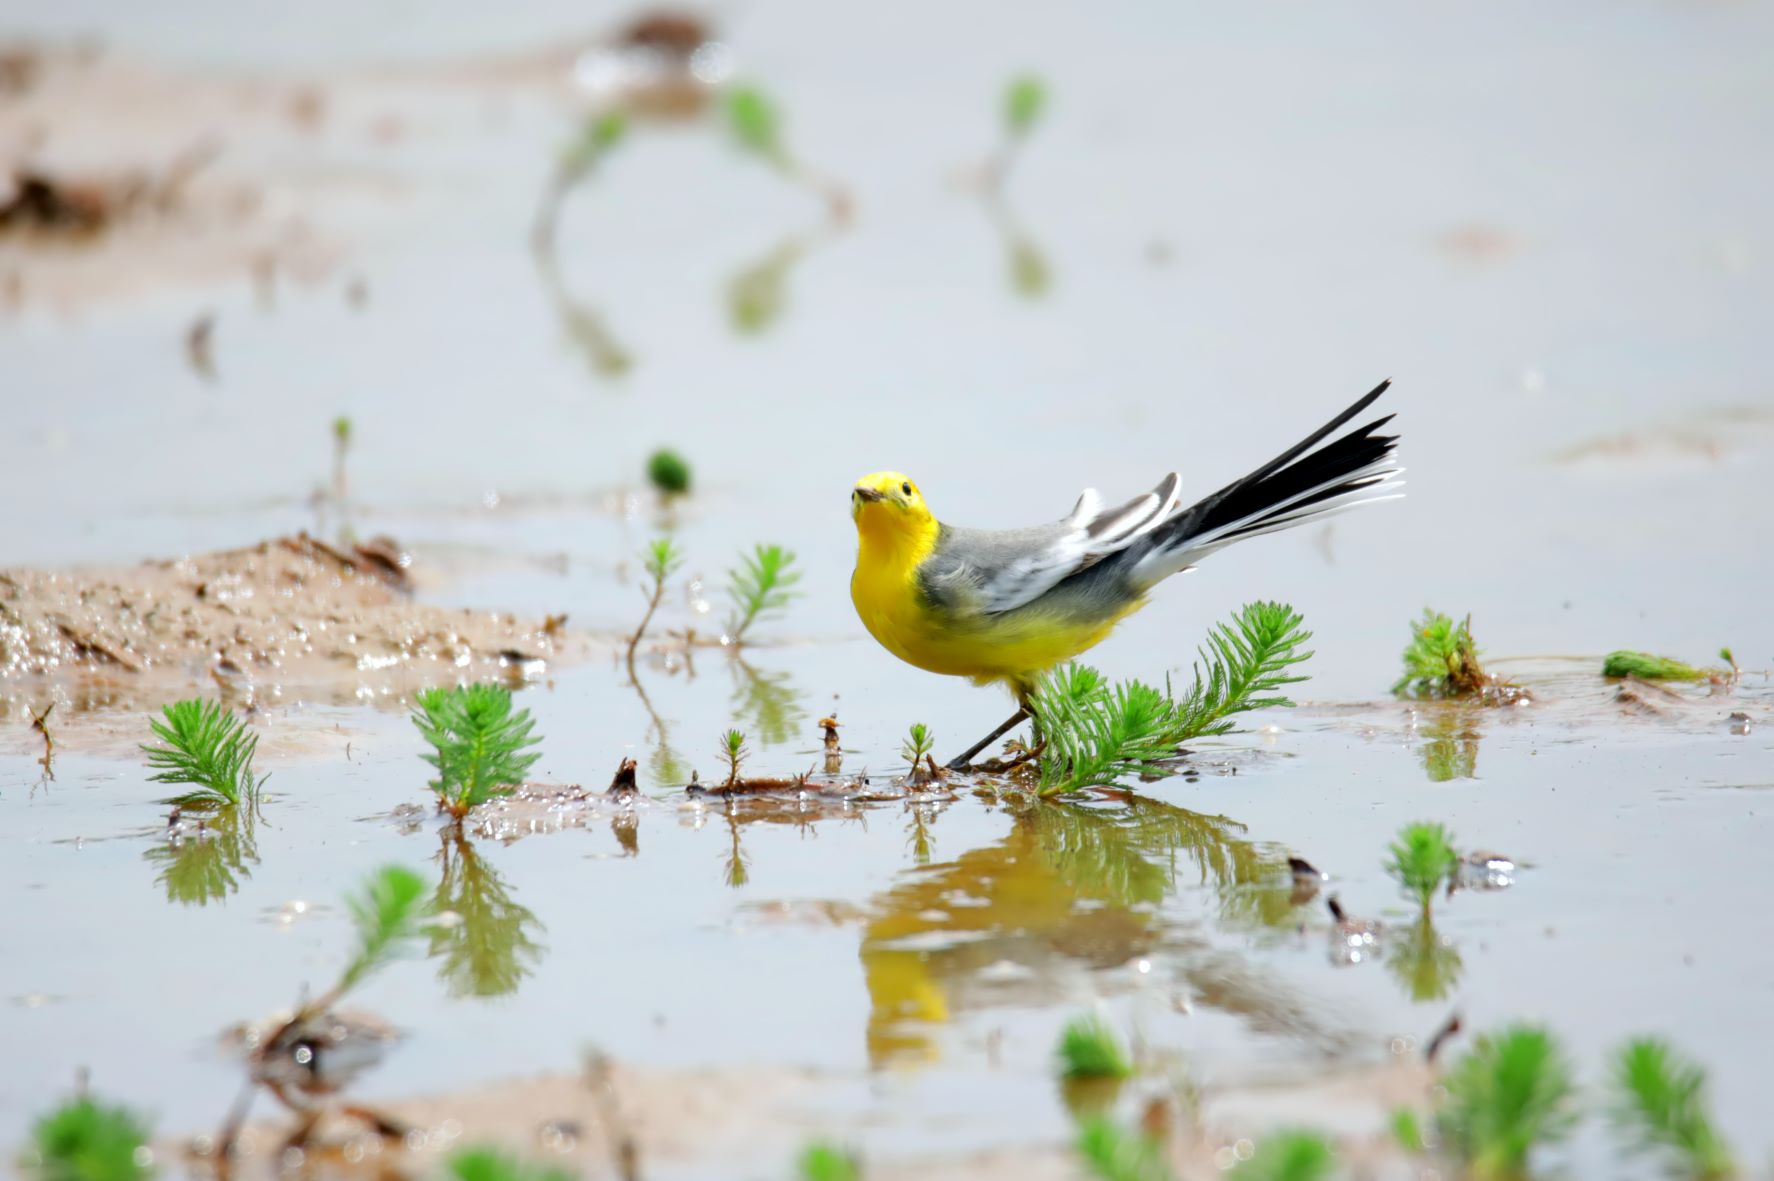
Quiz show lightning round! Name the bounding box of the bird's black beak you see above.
[853,486,886,503]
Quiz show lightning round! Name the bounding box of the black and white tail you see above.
[1131,379,1401,586]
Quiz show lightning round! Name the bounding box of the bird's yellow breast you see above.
[850,513,1141,687]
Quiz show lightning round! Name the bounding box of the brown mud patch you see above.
[0,534,606,748]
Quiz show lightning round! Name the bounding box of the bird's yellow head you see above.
[851,471,936,549]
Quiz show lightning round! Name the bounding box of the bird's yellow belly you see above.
[852,568,1141,685]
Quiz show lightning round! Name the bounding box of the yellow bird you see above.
[849,380,1401,766]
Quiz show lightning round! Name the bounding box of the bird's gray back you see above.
[917,521,1145,626]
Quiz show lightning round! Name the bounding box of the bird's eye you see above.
[901,482,913,497]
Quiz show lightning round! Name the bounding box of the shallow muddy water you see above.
[4,1,1773,1176]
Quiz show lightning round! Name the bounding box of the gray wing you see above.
[927,474,1182,616]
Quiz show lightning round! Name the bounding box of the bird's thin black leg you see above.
[946,708,1029,771]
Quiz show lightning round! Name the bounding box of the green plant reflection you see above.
[428,834,546,998]
[145,803,259,906]
[728,656,804,749]
[1387,912,1464,1003]
[1418,705,1482,782]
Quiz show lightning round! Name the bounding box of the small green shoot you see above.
[727,86,786,167]
[627,536,684,672]
[1227,1131,1336,1181]
[562,110,628,179]
[21,1094,152,1181]
[1435,1025,1577,1180]
[1057,1013,1133,1081]
[1004,75,1048,139]
[411,684,542,819]
[717,728,749,788]
[447,1146,573,1181]
[1075,1117,1172,1181]
[725,543,801,643]
[1386,821,1460,910]
[143,698,266,808]
[1034,602,1311,794]
[797,1141,860,1181]
[334,864,431,1001]
[901,723,935,769]
[331,415,352,504]
[1391,1108,1426,1153]
[646,448,692,497]
[1602,651,1711,682]
[1394,610,1492,698]
[1610,1037,1735,1179]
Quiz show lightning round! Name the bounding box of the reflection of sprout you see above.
[1419,706,1481,782]
[145,803,258,906]
[411,685,543,822]
[1386,821,1459,911]
[796,1142,860,1181]
[430,836,546,998]
[143,697,267,808]
[722,809,749,888]
[725,544,801,643]
[646,448,692,496]
[1610,1038,1735,1180]
[1057,1013,1132,1081]
[1033,602,1312,794]
[1075,1116,1170,1181]
[1432,1026,1576,1181]
[21,1093,152,1181]
[1227,1131,1336,1181]
[728,658,803,748]
[1386,913,1463,1003]
[727,238,802,334]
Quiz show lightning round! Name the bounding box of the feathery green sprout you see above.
[1004,75,1048,139]
[1610,1037,1736,1179]
[1395,609,1491,697]
[1057,1013,1133,1081]
[725,544,801,643]
[1386,821,1460,910]
[410,684,543,820]
[627,536,684,671]
[447,1146,573,1181]
[726,86,785,165]
[334,864,432,1001]
[20,1094,152,1181]
[901,723,935,769]
[562,110,628,180]
[1227,1131,1336,1181]
[1434,1025,1577,1180]
[1075,1117,1172,1181]
[645,448,692,497]
[717,728,749,787]
[1602,651,1712,682]
[143,698,266,808]
[1034,601,1311,794]
[797,1141,860,1181]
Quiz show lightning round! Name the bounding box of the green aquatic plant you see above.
[1034,601,1311,794]
[430,836,546,999]
[1227,1131,1336,1181]
[797,1141,860,1181]
[1610,1037,1735,1179]
[717,728,750,787]
[627,536,684,671]
[725,543,801,643]
[411,684,543,820]
[1602,651,1713,682]
[727,86,786,165]
[562,110,627,180]
[334,864,432,1001]
[646,447,692,496]
[20,1094,152,1181]
[447,1146,573,1181]
[1057,1013,1133,1081]
[1386,821,1460,910]
[901,723,935,769]
[144,803,259,906]
[1004,75,1048,139]
[1434,1025,1577,1180]
[727,238,801,335]
[1394,609,1491,698]
[143,698,266,808]
[1075,1117,1172,1181]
